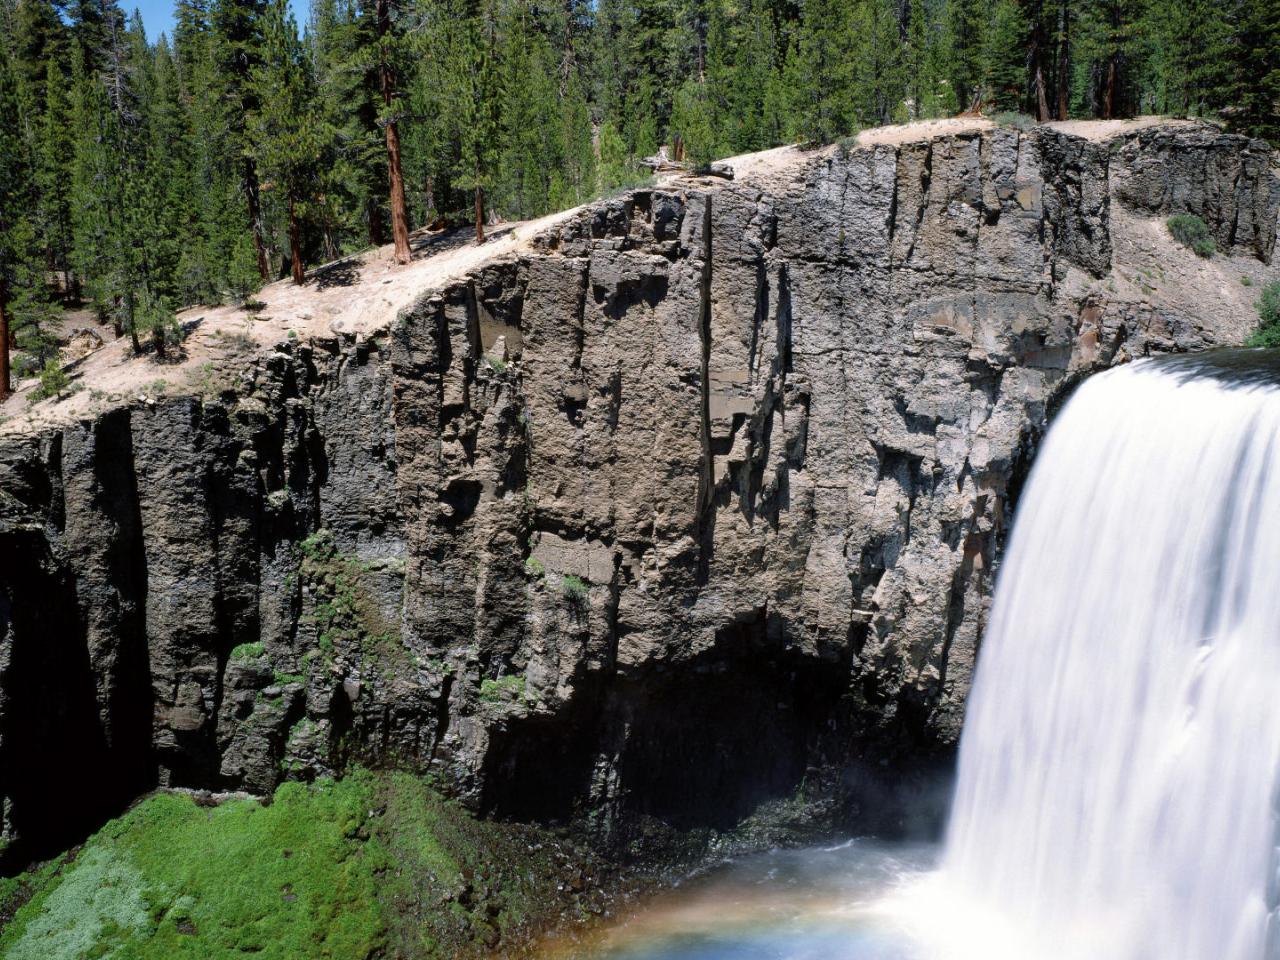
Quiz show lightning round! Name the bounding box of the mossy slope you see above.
[0,771,605,959]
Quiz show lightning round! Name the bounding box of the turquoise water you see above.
[538,841,937,960]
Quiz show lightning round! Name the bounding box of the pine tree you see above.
[494,0,562,217]
[70,49,127,336]
[452,0,501,242]
[790,0,854,142]
[0,43,61,395]
[35,55,76,300]
[670,75,717,165]
[982,0,1029,112]
[554,67,597,208]
[1075,0,1145,118]
[211,0,272,279]
[249,0,323,283]
[0,45,27,397]
[374,0,413,263]
[1231,0,1280,142]
[12,0,65,113]
[851,0,907,126]
[402,0,455,226]
[946,0,985,110]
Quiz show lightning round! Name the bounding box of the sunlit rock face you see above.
[0,123,1275,858]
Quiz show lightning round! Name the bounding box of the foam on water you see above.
[931,355,1280,960]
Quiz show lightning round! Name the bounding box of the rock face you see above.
[1,123,1276,858]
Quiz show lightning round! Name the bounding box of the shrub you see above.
[523,556,545,578]
[993,111,1036,131]
[1247,281,1280,347]
[478,674,526,703]
[229,641,265,661]
[28,357,71,403]
[1167,214,1216,257]
[560,574,588,598]
[1242,275,1253,286]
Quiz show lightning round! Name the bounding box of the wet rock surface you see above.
[0,122,1275,862]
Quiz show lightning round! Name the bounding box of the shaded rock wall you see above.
[1,124,1276,859]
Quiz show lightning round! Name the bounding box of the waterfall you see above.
[937,355,1280,960]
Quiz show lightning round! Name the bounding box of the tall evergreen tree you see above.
[250,0,324,283]
[212,0,272,279]
[310,0,381,257]
[35,55,76,299]
[374,0,413,262]
[946,0,985,109]
[1231,0,1280,142]
[1074,0,1145,118]
[789,0,853,142]
[851,0,907,126]
[982,0,1028,111]
[452,0,501,241]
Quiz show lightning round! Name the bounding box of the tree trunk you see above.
[368,198,386,247]
[1035,63,1051,121]
[385,119,411,263]
[0,279,11,401]
[1057,0,1070,120]
[152,324,166,360]
[378,0,411,266]
[1102,58,1117,119]
[474,185,485,244]
[289,194,305,285]
[245,158,270,281]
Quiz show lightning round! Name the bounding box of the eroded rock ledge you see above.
[1,122,1276,860]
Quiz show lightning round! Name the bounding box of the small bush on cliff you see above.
[993,111,1036,131]
[1167,214,1217,257]
[479,674,527,703]
[1246,281,1280,347]
[561,574,589,598]
[27,358,71,404]
[229,641,265,661]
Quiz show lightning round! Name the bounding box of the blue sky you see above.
[129,0,307,41]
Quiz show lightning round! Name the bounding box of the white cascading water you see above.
[926,356,1280,960]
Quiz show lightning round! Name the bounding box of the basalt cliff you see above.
[1,120,1276,861]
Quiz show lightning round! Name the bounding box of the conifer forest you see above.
[0,0,1277,394]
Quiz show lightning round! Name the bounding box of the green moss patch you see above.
[0,774,384,960]
[0,772,609,959]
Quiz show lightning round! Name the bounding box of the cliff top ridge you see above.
[0,115,1266,436]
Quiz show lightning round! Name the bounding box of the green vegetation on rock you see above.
[229,641,266,662]
[0,771,604,959]
[1167,214,1217,258]
[298,529,405,675]
[561,574,589,599]
[0,775,384,959]
[1246,281,1280,347]
[479,674,527,704]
